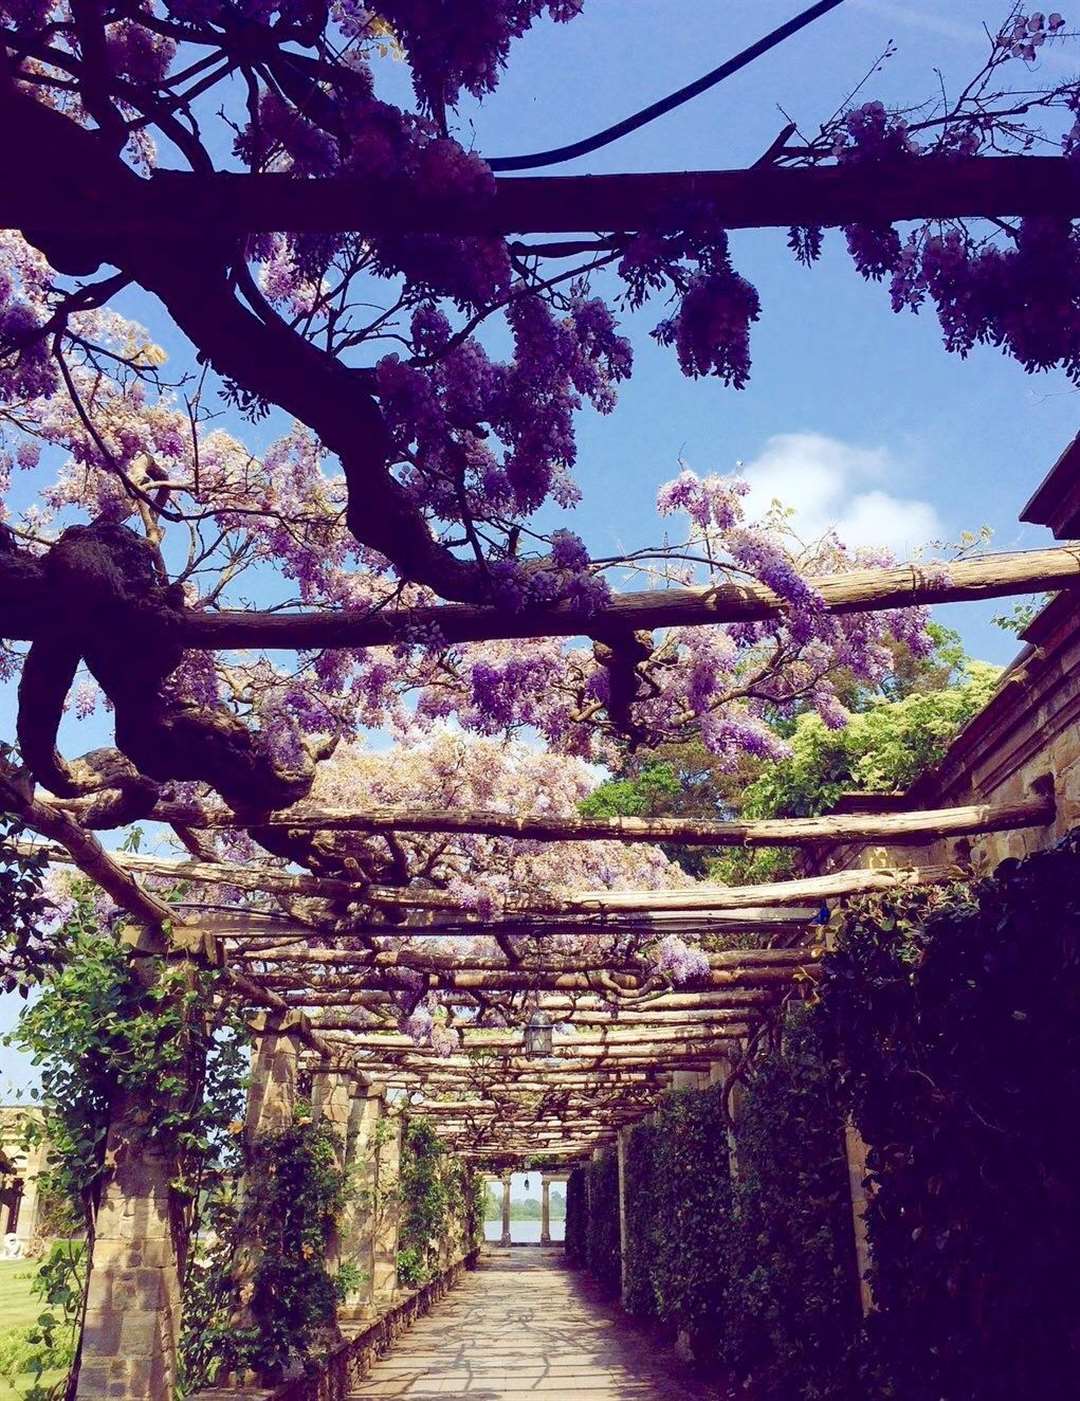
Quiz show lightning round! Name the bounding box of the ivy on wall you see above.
[645,1085,732,1362]
[725,1009,860,1399]
[397,1117,472,1288]
[573,833,1080,1398]
[818,828,1080,1401]
[190,1113,351,1386]
[585,1150,621,1296]
[564,1167,588,1266]
[621,1120,658,1318]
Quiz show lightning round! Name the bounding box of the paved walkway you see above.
[350,1246,722,1400]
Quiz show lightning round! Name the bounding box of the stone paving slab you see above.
[349,1247,723,1400]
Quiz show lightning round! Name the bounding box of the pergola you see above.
[6,748,1062,1165]
[3,7,1080,1389]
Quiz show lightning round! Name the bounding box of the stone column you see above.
[824,894,875,1316]
[845,1120,874,1316]
[312,1065,353,1279]
[76,931,206,1400]
[709,1053,742,1180]
[245,1009,304,1138]
[77,1092,186,1400]
[540,1176,552,1246]
[12,1138,48,1253]
[372,1111,402,1309]
[616,1130,630,1304]
[499,1171,512,1247]
[339,1091,382,1320]
[230,1008,306,1361]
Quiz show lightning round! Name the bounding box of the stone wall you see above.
[816,591,1080,879]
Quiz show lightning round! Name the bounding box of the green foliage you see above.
[0,1323,73,1387]
[991,594,1051,634]
[621,1121,658,1318]
[182,1112,351,1387]
[579,761,683,819]
[466,1173,487,1249]
[710,661,1000,885]
[724,1011,860,1399]
[584,1151,620,1297]
[0,812,59,995]
[564,1168,588,1266]
[817,830,1080,1400]
[619,1086,734,1356]
[9,898,248,1397]
[396,1118,471,1287]
[647,1086,732,1359]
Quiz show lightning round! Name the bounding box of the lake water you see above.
[483,1219,565,1243]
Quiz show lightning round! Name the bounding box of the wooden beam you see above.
[6,158,1079,239]
[145,794,1054,848]
[174,547,1080,654]
[22,842,965,913]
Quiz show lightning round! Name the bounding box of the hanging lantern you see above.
[524,1010,553,1057]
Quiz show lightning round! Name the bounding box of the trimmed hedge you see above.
[725,1010,861,1399]
[622,1084,733,1362]
[564,1165,589,1267]
[819,828,1080,1400]
[570,832,1080,1399]
[585,1149,622,1295]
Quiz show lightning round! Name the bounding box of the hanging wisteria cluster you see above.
[0,1,1074,1045]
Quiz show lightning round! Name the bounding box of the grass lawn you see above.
[0,1260,66,1400]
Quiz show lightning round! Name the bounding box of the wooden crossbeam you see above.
[7,158,1078,240]
[22,841,966,913]
[156,548,1080,654]
[158,795,1053,848]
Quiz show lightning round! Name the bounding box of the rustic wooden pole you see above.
[6,156,1080,241]
[155,794,1054,848]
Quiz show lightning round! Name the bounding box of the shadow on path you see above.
[350,1246,728,1399]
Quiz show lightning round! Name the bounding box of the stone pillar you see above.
[499,1171,512,1247]
[245,1009,304,1137]
[709,1053,742,1180]
[76,931,206,1400]
[229,1008,306,1363]
[312,1065,353,1278]
[372,1111,401,1308]
[616,1129,630,1304]
[845,1120,874,1316]
[339,1091,382,1320]
[540,1176,552,1246]
[77,1092,186,1400]
[824,895,875,1316]
[12,1139,48,1253]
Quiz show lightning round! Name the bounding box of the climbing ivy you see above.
[396,1117,476,1288]
[564,1167,588,1266]
[585,1150,621,1296]
[724,1008,861,1399]
[0,810,59,993]
[182,1111,352,1388]
[647,1085,732,1360]
[621,1120,658,1318]
[817,828,1080,1401]
[9,895,248,1399]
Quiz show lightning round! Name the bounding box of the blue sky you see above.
[2,0,1077,1096]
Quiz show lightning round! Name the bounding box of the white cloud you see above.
[738,431,944,560]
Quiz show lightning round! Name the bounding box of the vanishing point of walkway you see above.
[350,1246,723,1400]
